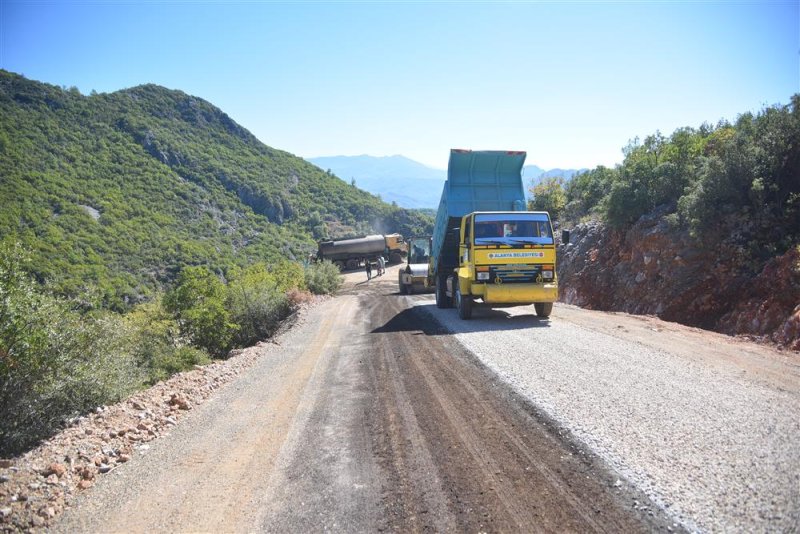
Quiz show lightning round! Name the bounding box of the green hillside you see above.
[0,70,431,309]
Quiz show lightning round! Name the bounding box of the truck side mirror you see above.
[561,230,570,245]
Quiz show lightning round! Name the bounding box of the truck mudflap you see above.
[473,282,558,304]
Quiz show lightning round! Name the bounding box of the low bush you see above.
[226,264,291,348]
[163,267,238,359]
[0,242,142,456]
[124,300,210,384]
[286,288,315,308]
[304,261,342,295]
[0,243,318,455]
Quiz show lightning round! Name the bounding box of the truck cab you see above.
[442,211,558,319]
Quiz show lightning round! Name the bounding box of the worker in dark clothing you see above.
[365,258,372,280]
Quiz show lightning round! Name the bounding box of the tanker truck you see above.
[428,149,558,319]
[317,233,406,271]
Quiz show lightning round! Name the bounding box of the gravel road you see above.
[29,263,799,532]
[50,266,673,533]
[419,293,800,532]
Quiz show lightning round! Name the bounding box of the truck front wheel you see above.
[534,302,553,318]
[435,275,450,308]
[455,286,472,319]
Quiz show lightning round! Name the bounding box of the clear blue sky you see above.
[1,0,798,170]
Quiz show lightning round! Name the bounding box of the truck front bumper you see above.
[472,282,558,304]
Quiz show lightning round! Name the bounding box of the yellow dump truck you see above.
[428,149,558,319]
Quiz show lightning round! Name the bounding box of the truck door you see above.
[460,214,472,265]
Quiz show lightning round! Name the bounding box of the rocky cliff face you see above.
[557,215,800,350]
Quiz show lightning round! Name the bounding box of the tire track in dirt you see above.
[364,292,458,532]
[361,272,669,533]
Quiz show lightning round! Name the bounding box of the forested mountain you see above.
[0,71,431,309]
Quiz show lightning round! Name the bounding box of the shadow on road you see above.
[371,308,449,336]
[372,304,550,336]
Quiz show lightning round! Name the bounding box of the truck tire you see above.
[346,258,360,270]
[435,275,449,308]
[455,286,472,320]
[389,252,403,264]
[334,261,345,271]
[534,302,553,318]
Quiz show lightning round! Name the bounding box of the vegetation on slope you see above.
[530,96,799,261]
[0,70,432,310]
[0,69,422,455]
[0,239,342,456]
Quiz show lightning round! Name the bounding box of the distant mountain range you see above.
[308,155,446,209]
[307,155,587,209]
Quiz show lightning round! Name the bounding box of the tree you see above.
[163,267,237,358]
[528,177,566,220]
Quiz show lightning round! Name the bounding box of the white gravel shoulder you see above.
[415,297,800,533]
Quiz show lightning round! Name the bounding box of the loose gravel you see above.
[419,299,800,533]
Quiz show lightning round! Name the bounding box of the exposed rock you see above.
[559,217,799,350]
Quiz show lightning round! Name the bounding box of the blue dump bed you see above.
[431,149,528,276]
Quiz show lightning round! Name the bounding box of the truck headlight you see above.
[542,270,553,279]
[477,272,490,281]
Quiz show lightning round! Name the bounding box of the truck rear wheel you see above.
[534,302,553,318]
[334,261,345,271]
[455,286,472,319]
[346,259,360,270]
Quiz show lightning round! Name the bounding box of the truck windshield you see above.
[473,213,554,245]
[408,238,431,263]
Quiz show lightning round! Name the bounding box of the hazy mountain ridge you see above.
[309,155,587,208]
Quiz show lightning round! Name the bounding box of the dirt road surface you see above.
[54,264,798,532]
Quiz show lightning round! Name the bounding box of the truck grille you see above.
[486,265,545,284]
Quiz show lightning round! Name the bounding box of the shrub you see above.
[163,266,238,358]
[0,242,142,455]
[286,288,314,308]
[124,299,210,384]
[528,177,566,220]
[304,261,342,295]
[226,265,291,348]
[268,261,306,293]
[150,346,209,381]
